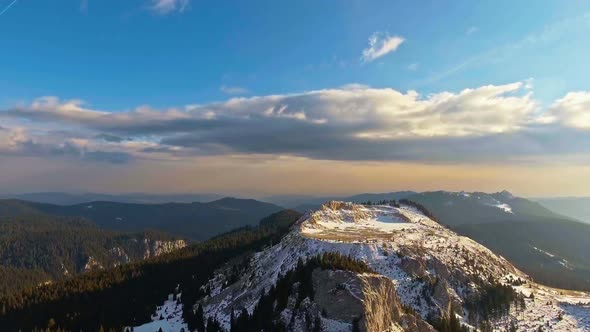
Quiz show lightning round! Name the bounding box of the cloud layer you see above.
[1,81,589,165]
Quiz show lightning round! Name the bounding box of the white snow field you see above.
[132,293,188,332]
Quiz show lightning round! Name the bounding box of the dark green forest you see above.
[0,215,184,297]
[0,198,283,241]
[0,209,302,332]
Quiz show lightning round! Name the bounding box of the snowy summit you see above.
[183,201,590,331]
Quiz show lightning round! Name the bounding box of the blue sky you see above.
[1,0,588,109]
[1,0,590,196]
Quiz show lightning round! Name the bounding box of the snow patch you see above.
[132,293,188,332]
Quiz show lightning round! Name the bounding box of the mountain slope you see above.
[0,215,186,296]
[0,198,283,240]
[195,202,590,331]
[2,203,589,331]
[406,191,590,290]
[535,197,590,224]
[0,209,302,332]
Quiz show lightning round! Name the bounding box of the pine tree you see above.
[196,304,206,332]
[230,309,236,332]
[449,308,461,332]
[352,317,361,332]
[312,316,322,332]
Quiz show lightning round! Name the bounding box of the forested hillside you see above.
[0,198,283,240]
[0,215,185,297]
[0,209,302,332]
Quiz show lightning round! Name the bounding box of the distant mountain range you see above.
[408,190,590,290]
[0,192,224,205]
[0,197,283,241]
[534,197,590,224]
[0,191,417,210]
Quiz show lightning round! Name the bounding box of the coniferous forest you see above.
[0,210,302,332]
[0,214,183,297]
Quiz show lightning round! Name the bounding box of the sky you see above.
[1,0,590,197]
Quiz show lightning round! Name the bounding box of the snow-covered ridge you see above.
[302,201,419,236]
[198,201,590,332]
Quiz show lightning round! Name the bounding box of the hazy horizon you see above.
[1,186,588,201]
[1,1,590,196]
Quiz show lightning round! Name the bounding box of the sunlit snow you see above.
[132,293,188,332]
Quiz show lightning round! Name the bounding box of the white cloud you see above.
[407,63,419,71]
[361,32,405,63]
[220,85,249,95]
[547,92,590,130]
[149,0,189,15]
[1,81,559,163]
[14,83,536,138]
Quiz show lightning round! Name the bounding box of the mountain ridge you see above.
[0,192,225,205]
[534,197,590,225]
[406,191,590,290]
[193,201,590,331]
[0,197,284,241]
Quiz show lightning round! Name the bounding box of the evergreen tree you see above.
[195,304,206,332]
[352,317,361,332]
[312,316,322,332]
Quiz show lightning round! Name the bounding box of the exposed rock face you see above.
[399,257,428,279]
[312,269,364,323]
[311,269,435,332]
[78,238,186,273]
[109,246,130,265]
[143,239,187,259]
[322,201,356,211]
[83,256,103,272]
[360,274,435,332]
